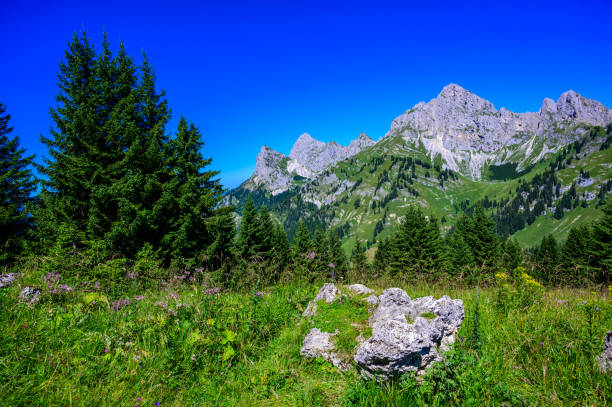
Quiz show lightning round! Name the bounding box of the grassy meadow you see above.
[1,267,610,406]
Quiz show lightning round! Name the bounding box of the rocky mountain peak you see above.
[387,84,611,180]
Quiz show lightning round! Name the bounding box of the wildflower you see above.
[595,307,600,311]
[255,291,264,298]
[104,349,109,353]
[168,292,179,301]
[513,365,518,370]
[156,403,161,406]
[112,298,131,311]
[134,295,146,301]
[540,342,544,346]
[93,281,101,290]
[137,398,142,402]
[204,287,221,295]
[523,378,527,383]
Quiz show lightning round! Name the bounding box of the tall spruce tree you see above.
[559,225,592,283]
[351,237,368,276]
[39,32,225,259]
[253,205,274,260]
[39,32,100,240]
[535,235,559,284]
[236,196,258,259]
[373,237,389,274]
[388,206,447,276]
[471,204,500,268]
[0,103,36,262]
[272,223,290,271]
[328,230,348,279]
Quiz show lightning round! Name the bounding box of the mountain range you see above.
[227,84,612,250]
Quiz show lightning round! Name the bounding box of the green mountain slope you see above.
[227,85,612,250]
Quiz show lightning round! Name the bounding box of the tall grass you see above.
[0,267,610,406]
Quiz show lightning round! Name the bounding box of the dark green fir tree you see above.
[0,103,36,262]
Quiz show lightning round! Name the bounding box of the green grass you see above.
[1,274,610,406]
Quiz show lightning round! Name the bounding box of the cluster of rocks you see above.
[597,330,612,373]
[300,283,465,379]
[0,273,41,304]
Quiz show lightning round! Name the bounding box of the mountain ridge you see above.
[228,84,612,249]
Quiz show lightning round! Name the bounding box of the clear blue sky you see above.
[2,0,611,189]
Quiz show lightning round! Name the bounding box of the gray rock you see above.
[300,328,349,371]
[303,283,340,317]
[346,284,375,295]
[596,330,612,373]
[19,286,41,304]
[0,273,18,288]
[362,295,379,306]
[354,288,464,379]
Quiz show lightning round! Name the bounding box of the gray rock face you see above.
[242,132,376,195]
[354,288,464,379]
[302,283,340,317]
[596,330,612,373]
[0,273,18,288]
[347,283,375,295]
[19,286,41,304]
[386,84,612,179]
[300,328,349,371]
[249,146,292,195]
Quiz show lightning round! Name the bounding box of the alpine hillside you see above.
[227,84,612,249]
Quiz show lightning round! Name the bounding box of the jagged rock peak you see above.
[290,133,325,159]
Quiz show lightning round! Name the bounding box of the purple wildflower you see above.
[513,365,518,370]
[134,295,146,301]
[255,291,264,298]
[93,281,101,290]
[595,307,600,311]
[137,397,142,402]
[168,292,179,301]
[204,287,221,295]
[540,342,544,346]
[156,403,161,407]
[112,298,131,311]
[305,250,316,260]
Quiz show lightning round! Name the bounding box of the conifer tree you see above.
[388,206,447,277]
[471,204,500,268]
[351,237,368,276]
[500,237,521,271]
[206,210,235,270]
[38,32,100,239]
[312,228,330,275]
[292,220,312,260]
[253,205,274,259]
[236,196,258,259]
[535,235,558,284]
[373,237,389,274]
[448,233,474,274]
[559,225,591,283]
[0,103,36,262]
[328,230,348,279]
[272,223,290,271]
[39,32,226,259]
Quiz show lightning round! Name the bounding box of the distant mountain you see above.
[241,132,376,195]
[386,84,611,179]
[228,85,612,248]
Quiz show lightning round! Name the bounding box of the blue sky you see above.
[2,0,611,188]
